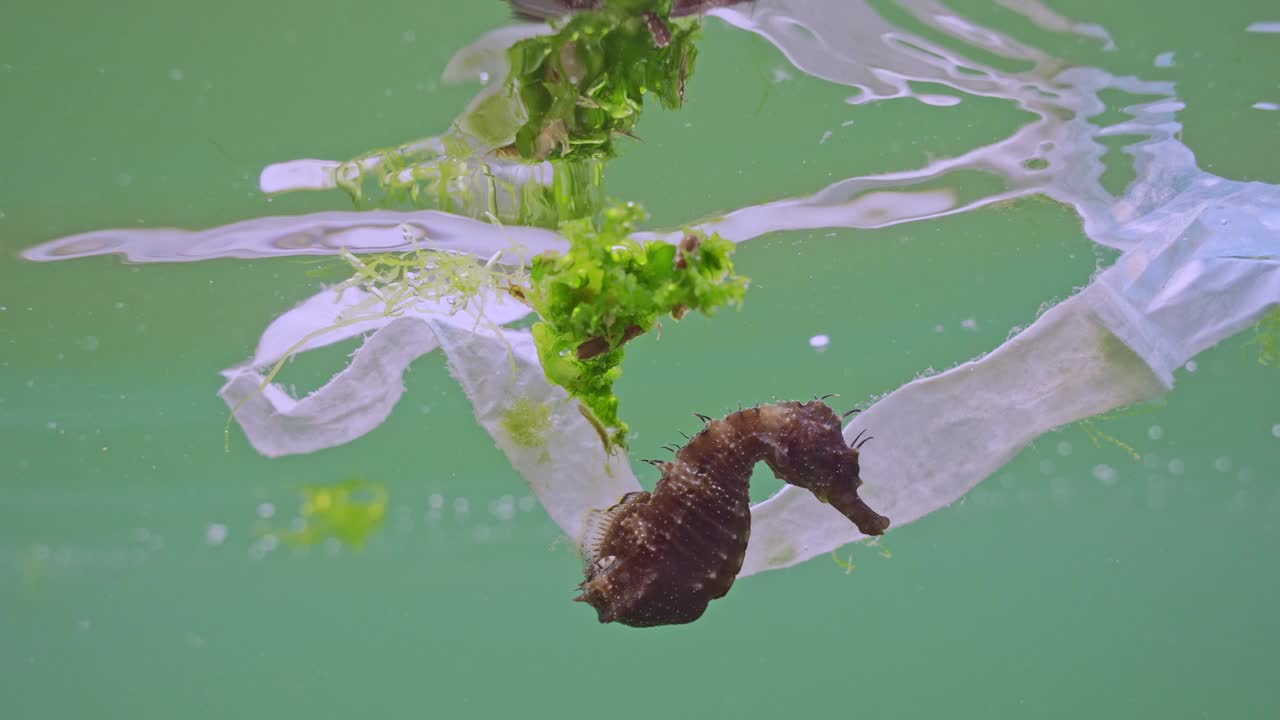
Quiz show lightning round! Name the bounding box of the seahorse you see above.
[575,399,889,627]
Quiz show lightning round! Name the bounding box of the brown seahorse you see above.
[575,399,889,627]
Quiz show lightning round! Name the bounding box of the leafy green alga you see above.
[508,3,700,161]
[526,202,748,449]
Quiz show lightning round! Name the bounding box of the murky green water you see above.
[3,1,1278,717]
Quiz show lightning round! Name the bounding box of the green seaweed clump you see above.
[525,202,748,449]
[282,478,389,548]
[507,1,700,161]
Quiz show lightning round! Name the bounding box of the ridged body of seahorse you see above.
[575,399,889,627]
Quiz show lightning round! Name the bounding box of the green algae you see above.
[1246,307,1280,367]
[525,202,749,449]
[322,1,699,226]
[507,3,700,161]
[280,478,389,548]
[501,396,554,451]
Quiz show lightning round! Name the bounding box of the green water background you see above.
[2,1,1278,717]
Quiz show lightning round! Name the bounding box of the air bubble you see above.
[809,334,830,350]
[205,524,228,545]
[1093,464,1118,484]
[1056,441,1073,456]
[1147,425,1164,440]
[492,495,516,521]
[256,502,275,519]
[1167,459,1185,475]
[1214,456,1232,472]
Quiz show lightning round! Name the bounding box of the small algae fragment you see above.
[335,238,530,321]
[830,550,856,574]
[1078,417,1141,461]
[502,396,554,449]
[280,478,389,548]
[764,543,798,567]
[524,202,748,448]
[830,539,892,575]
[1075,402,1164,462]
[1246,308,1280,367]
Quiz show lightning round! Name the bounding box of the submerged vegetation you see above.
[526,202,748,449]
[501,396,555,452]
[326,0,701,227]
[280,478,389,548]
[504,1,700,161]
